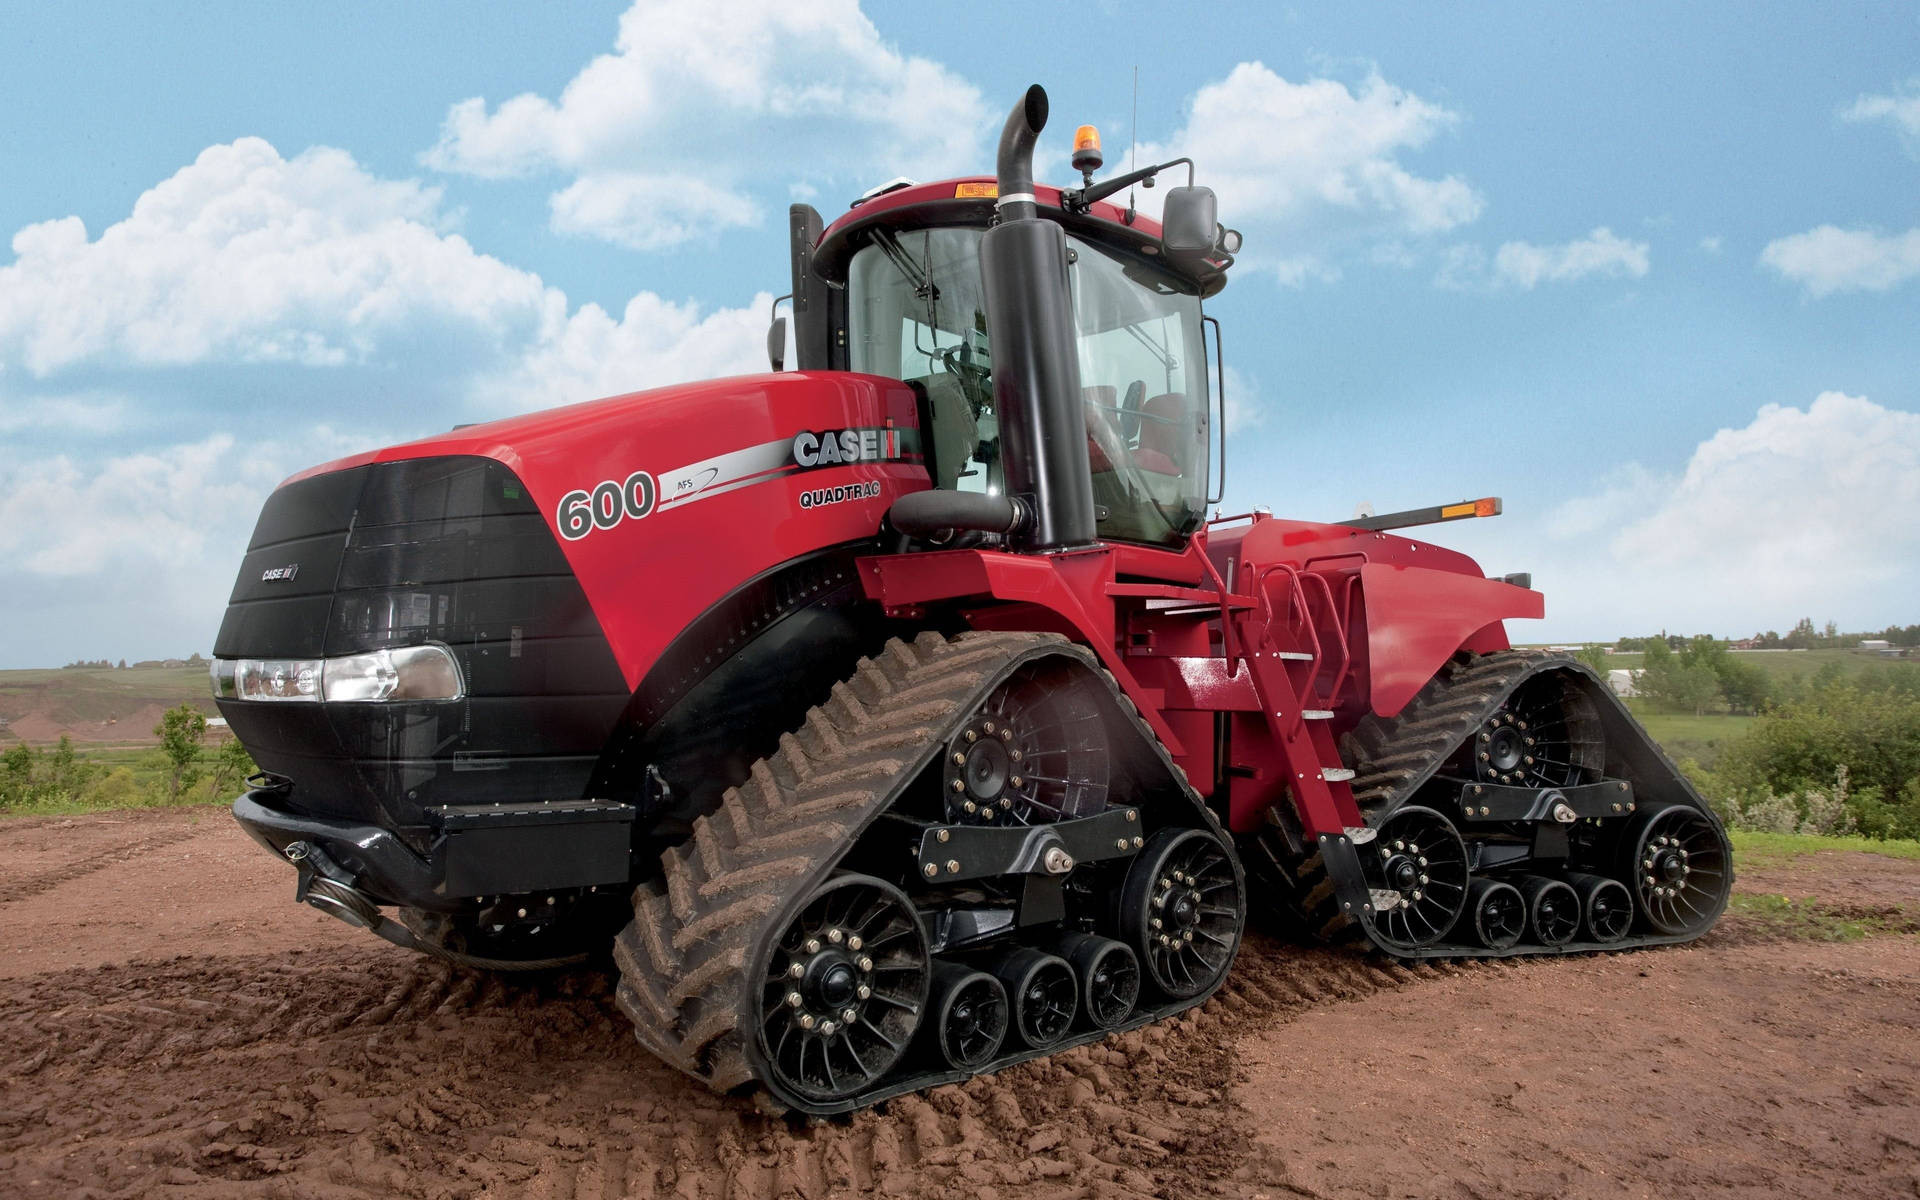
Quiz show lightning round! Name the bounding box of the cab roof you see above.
[813,176,1230,299]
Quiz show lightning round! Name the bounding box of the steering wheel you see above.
[1119,381,1147,442]
[938,343,993,410]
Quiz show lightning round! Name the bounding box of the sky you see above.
[1,1,1917,667]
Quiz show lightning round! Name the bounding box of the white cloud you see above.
[1491,227,1650,289]
[0,390,132,435]
[1512,393,1920,638]
[1698,235,1723,254]
[475,289,769,415]
[423,0,986,249]
[1844,81,1920,153]
[0,428,375,664]
[548,172,761,252]
[1135,62,1480,283]
[0,139,558,378]
[1221,365,1265,432]
[0,136,767,419]
[1760,225,1920,297]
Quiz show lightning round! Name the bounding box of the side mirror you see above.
[766,315,787,372]
[1161,186,1218,255]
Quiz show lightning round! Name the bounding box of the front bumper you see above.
[232,788,639,912]
[233,788,450,910]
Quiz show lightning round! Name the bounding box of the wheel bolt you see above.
[1010,749,1022,762]
[788,962,804,979]
[924,863,938,878]
[1419,874,1429,885]
[999,798,1012,809]
[1412,890,1424,901]
[947,859,960,874]
[1394,840,1406,851]
[1417,857,1428,867]
[965,730,978,742]
[1151,917,1163,930]
[1380,847,1391,860]
[798,1014,816,1030]
[983,721,996,734]
[804,938,821,953]
[858,956,873,972]
[847,935,862,950]
[786,991,803,1007]
[963,800,977,813]
[819,1020,836,1036]
[953,752,967,766]
[1010,776,1023,788]
[951,778,966,792]
[1183,930,1194,942]
[827,929,843,944]
[842,1008,858,1023]
[857,984,871,1000]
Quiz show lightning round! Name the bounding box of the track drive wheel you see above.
[1363,806,1470,952]
[1121,827,1244,999]
[1624,804,1732,936]
[941,658,1110,826]
[753,874,930,1106]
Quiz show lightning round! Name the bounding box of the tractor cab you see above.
[791,162,1235,550]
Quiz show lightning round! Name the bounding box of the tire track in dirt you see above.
[0,931,1480,1199]
[0,822,203,907]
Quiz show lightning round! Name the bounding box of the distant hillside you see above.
[0,666,216,745]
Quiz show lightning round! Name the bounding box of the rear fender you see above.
[1360,562,1542,717]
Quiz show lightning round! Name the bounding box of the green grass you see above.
[1725,893,1914,941]
[1627,706,1756,769]
[1730,829,1920,866]
[1599,647,1913,684]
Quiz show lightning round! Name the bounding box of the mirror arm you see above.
[1061,158,1193,213]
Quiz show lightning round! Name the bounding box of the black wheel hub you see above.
[939,661,1110,827]
[1364,807,1471,951]
[756,875,930,1104]
[1468,677,1605,789]
[1120,828,1244,1000]
[1627,806,1729,937]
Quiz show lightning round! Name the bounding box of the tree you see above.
[207,736,257,797]
[155,704,207,802]
[1575,645,1612,676]
[1717,658,1774,714]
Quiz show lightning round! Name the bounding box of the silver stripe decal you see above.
[655,438,794,509]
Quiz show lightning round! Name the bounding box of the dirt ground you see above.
[3,809,1918,1200]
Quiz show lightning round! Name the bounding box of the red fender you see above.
[1359,562,1542,717]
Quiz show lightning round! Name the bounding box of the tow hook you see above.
[288,840,381,930]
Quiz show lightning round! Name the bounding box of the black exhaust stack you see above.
[981,85,1098,552]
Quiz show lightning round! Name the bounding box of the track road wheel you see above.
[1520,876,1581,946]
[928,963,1009,1071]
[754,874,930,1106]
[1463,878,1526,951]
[1566,872,1633,943]
[1625,804,1732,936]
[1364,806,1470,952]
[993,948,1078,1049]
[1056,932,1141,1030]
[1122,827,1244,999]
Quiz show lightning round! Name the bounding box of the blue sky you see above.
[2,1,1917,666]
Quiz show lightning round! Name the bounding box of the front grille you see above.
[214,456,629,841]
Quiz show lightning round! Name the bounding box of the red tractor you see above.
[215,86,1730,1113]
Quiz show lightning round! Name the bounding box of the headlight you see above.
[323,645,465,702]
[212,644,464,703]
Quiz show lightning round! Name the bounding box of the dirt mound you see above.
[2,809,1918,1199]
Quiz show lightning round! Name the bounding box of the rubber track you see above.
[1252,650,1593,948]
[610,629,1232,1112]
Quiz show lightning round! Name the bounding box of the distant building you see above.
[1607,669,1641,698]
[1858,639,1904,658]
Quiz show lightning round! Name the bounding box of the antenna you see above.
[1128,66,1139,212]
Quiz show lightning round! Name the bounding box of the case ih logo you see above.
[260,564,300,583]
[791,427,904,469]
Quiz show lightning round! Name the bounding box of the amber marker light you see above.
[954,181,998,198]
[1072,125,1103,175]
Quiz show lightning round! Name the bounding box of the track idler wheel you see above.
[753,874,930,1106]
[927,962,1009,1071]
[1624,804,1732,936]
[1055,933,1141,1030]
[1463,878,1526,950]
[941,658,1110,827]
[1120,827,1244,999]
[1520,876,1581,946]
[1364,806,1471,951]
[992,948,1078,1049]
[1566,872,1633,943]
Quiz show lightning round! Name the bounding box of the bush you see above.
[1705,675,1920,839]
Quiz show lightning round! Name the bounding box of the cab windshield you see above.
[847,226,1209,547]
